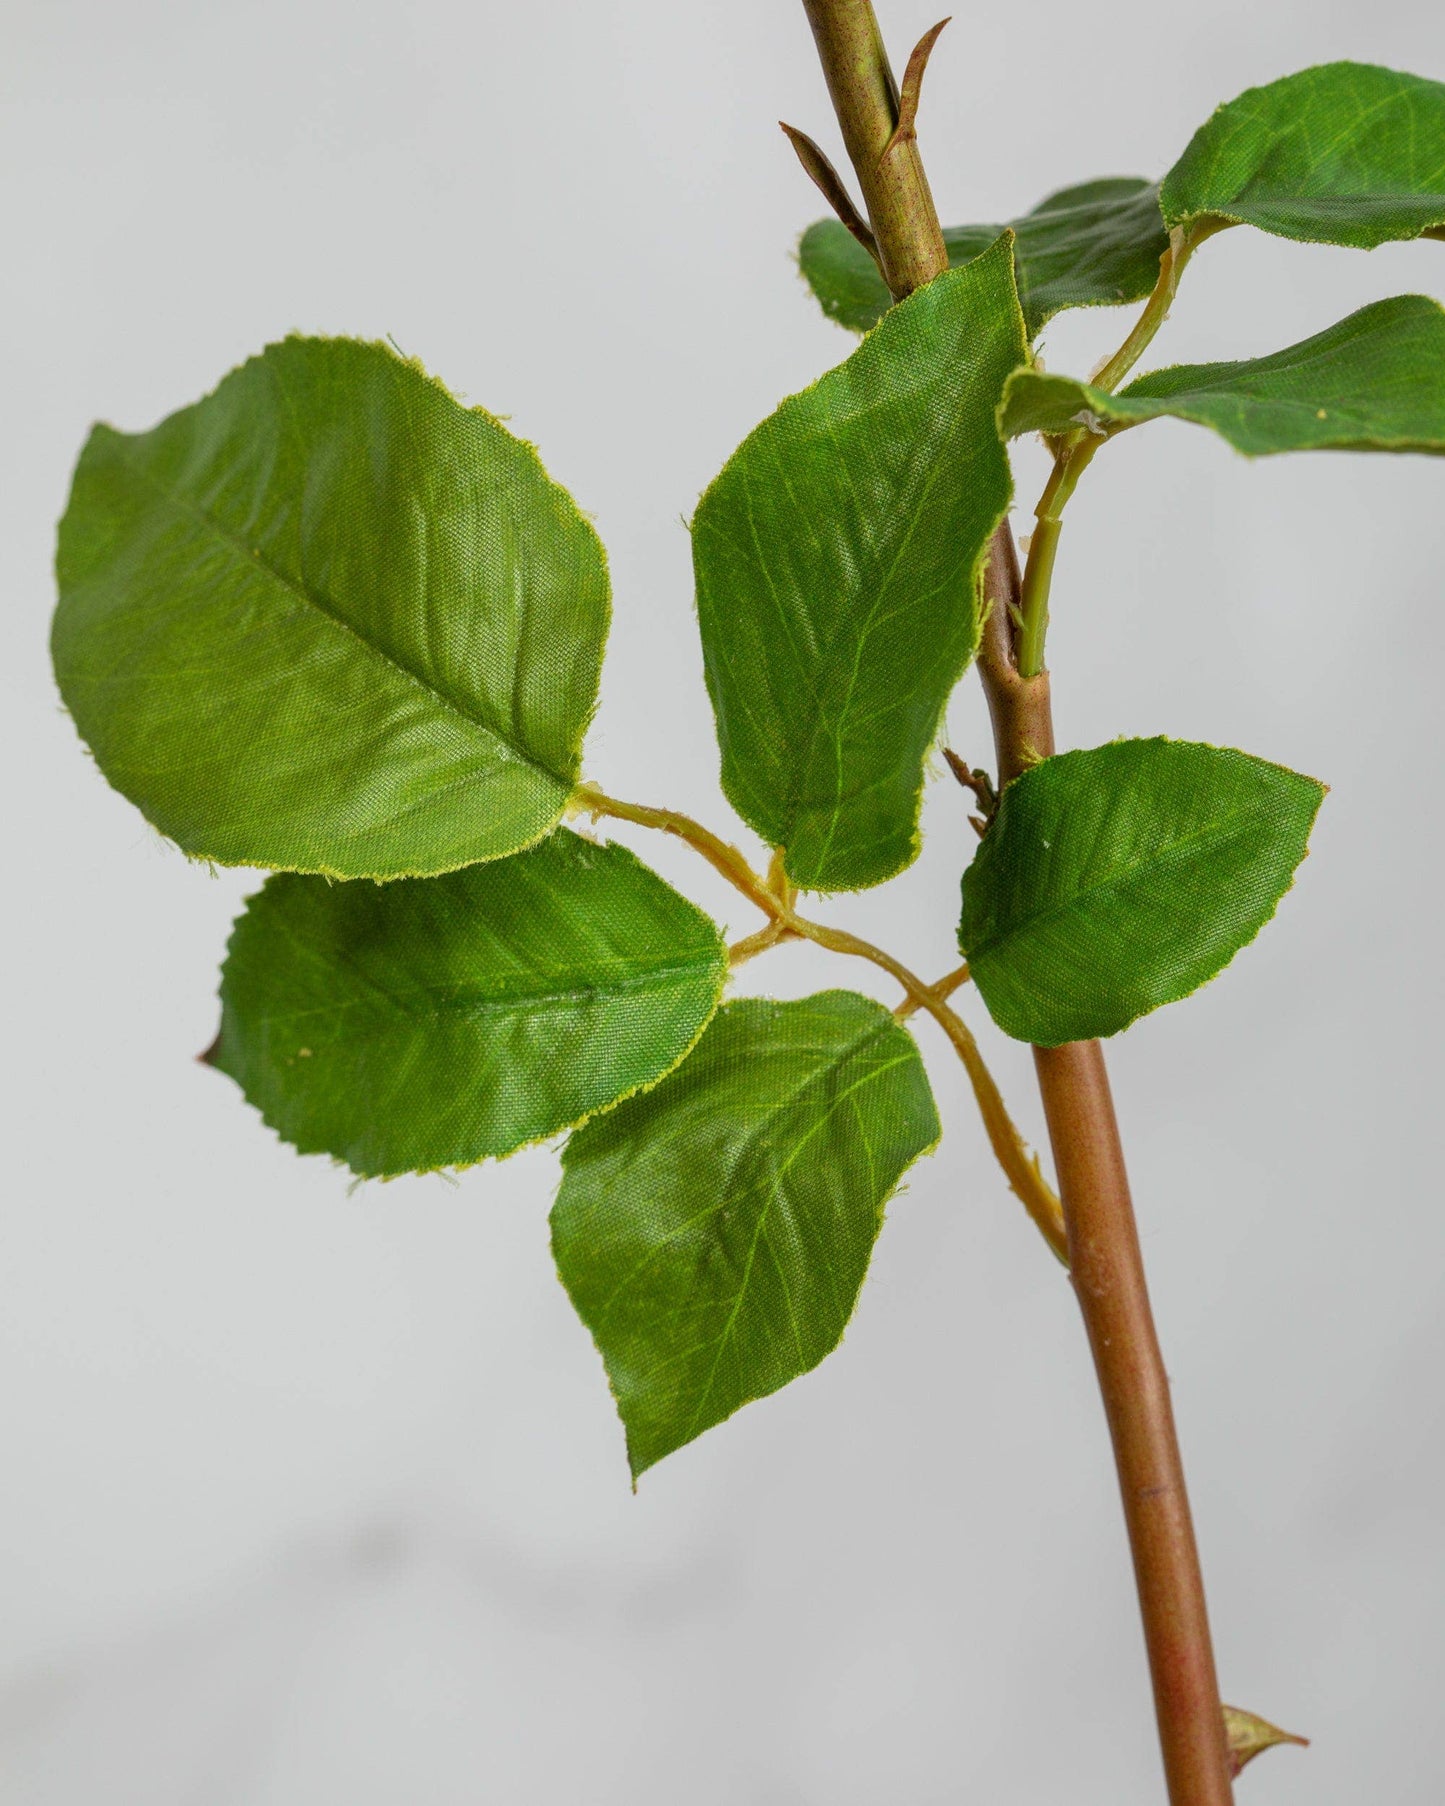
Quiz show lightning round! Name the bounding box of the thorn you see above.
[779,122,882,270]
[969,814,987,838]
[197,1032,221,1065]
[1223,1705,1309,1778]
[943,748,999,825]
[879,17,951,164]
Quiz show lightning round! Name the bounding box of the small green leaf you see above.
[1161,62,1445,249]
[799,177,1167,338]
[208,831,726,1177]
[552,991,940,1478]
[1000,296,1445,456]
[695,237,1026,892]
[53,336,609,880]
[958,739,1325,1045]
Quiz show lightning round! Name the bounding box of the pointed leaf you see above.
[800,177,1167,338]
[959,739,1325,1045]
[1161,62,1445,249]
[695,237,1026,892]
[1000,296,1445,456]
[53,336,609,880]
[552,991,940,1477]
[209,831,726,1177]
[1223,1703,1309,1777]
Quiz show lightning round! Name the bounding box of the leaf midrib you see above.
[241,953,726,1031]
[966,802,1279,965]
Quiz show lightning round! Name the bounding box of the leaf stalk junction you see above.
[575,782,1068,1264]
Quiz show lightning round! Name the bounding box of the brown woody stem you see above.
[798,4,1234,1800]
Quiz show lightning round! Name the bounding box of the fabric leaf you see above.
[552,991,940,1478]
[53,336,609,880]
[1161,62,1445,249]
[959,739,1325,1045]
[999,295,1445,457]
[694,237,1026,892]
[208,831,726,1177]
[799,177,1167,338]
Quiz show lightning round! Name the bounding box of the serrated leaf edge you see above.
[207,850,731,1181]
[55,332,611,884]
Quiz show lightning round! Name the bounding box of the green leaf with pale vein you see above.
[552,991,940,1478]
[799,177,1167,337]
[694,238,1026,892]
[1161,61,1445,248]
[999,296,1445,456]
[53,336,609,879]
[959,739,1325,1045]
[208,832,726,1177]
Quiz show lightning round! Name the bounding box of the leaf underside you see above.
[53,335,609,880]
[210,831,727,1177]
[551,991,940,1478]
[799,177,1168,338]
[694,237,1027,893]
[1161,61,1445,248]
[959,739,1325,1045]
[1000,294,1445,456]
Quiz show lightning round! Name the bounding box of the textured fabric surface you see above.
[552,992,940,1477]
[53,336,610,879]
[1161,61,1445,248]
[211,832,727,1177]
[959,739,1325,1045]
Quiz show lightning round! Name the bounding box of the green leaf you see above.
[799,178,1167,338]
[1161,61,1445,249]
[694,237,1026,892]
[551,991,940,1477]
[999,296,1445,456]
[958,739,1325,1045]
[208,830,726,1177]
[53,336,609,881]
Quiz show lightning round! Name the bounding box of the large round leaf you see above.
[209,832,726,1176]
[54,336,609,879]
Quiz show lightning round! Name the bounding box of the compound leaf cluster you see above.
[50,55,1445,1474]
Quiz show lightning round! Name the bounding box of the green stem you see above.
[1091,219,1226,395]
[575,781,1067,1262]
[1014,435,1100,679]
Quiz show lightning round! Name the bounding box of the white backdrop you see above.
[4,2,1445,1800]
